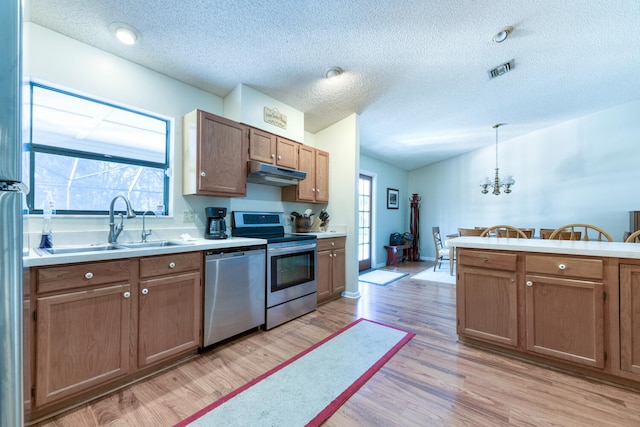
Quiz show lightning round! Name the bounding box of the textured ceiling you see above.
[25,0,640,170]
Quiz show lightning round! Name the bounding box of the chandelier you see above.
[480,124,515,195]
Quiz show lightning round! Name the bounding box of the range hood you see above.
[246,160,306,186]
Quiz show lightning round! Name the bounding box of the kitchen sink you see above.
[117,240,193,249]
[36,244,122,255]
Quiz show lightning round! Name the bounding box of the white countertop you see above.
[449,236,640,259]
[24,237,267,267]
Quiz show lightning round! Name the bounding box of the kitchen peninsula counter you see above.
[449,236,640,258]
[449,236,640,391]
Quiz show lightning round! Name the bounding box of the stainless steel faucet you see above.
[141,210,156,242]
[108,195,136,243]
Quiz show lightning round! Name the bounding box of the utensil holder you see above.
[295,217,311,233]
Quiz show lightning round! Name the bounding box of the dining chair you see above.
[480,225,528,238]
[458,228,485,236]
[549,223,613,242]
[432,226,453,271]
[625,230,640,243]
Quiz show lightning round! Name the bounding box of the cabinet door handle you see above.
[84,272,93,280]
[271,153,275,158]
[141,288,149,295]
[277,155,282,160]
[200,171,206,177]
[558,263,566,270]
[123,291,131,298]
[169,262,176,269]
[526,281,533,287]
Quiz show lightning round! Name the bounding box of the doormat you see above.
[412,268,456,285]
[175,318,414,427]
[358,270,408,286]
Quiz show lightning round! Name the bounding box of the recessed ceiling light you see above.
[109,22,141,45]
[324,67,344,79]
[492,26,513,43]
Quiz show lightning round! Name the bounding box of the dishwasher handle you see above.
[205,246,265,260]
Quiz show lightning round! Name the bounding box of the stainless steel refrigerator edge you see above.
[0,0,25,425]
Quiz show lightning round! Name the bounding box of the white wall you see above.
[359,155,409,267]
[23,23,323,242]
[410,99,640,259]
[315,114,360,297]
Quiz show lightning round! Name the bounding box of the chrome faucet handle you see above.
[142,228,152,243]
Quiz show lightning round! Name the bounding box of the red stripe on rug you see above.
[175,318,415,427]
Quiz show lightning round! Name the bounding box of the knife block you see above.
[310,217,322,232]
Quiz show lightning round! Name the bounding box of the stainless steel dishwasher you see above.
[203,245,266,348]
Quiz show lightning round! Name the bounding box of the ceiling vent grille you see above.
[488,59,515,79]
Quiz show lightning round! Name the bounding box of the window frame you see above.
[25,82,171,216]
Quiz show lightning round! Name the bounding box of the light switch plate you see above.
[183,210,195,223]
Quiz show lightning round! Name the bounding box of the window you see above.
[25,83,170,215]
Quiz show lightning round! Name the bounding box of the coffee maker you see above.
[204,207,228,240]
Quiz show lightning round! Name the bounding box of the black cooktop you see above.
[231,211,317,243]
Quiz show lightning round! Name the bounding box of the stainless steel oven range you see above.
[232,211,317,329]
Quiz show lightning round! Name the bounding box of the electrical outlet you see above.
[183,210,195,223]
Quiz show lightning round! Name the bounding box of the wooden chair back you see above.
[432,226,444,249]
[548,224,612,242]
[480,225,528,239]
[625,230,640,243]
[540,228,581,240]
[458,228,484,236]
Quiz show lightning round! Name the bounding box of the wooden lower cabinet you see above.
[317,237,346,303]
[457,251,518,347]
[525,274,604,368]
[35,283,131,406]
[620,264,640,377]
[31,251,202,416]
[138,270,201,368]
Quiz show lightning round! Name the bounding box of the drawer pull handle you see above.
[169,262,176,269]
[526,281,533,287]
[200,171,206,177]
[141,288,149,295]
[558,263,566,270]
[483,257,488,263]
[331,242,335,246]
[84,272,93,280]
[123,292,131,298]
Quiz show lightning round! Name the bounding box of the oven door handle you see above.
[268,243,317,254]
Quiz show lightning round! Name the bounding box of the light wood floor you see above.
[34,261,640,426]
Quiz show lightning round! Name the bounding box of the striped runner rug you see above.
[176,318,414,427]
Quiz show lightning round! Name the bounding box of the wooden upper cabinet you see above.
[248,128,276,164]
[282,145,329,204]
[275,137,299,169]
[296,145,316,202]
[248,127,299,169]
[314,149,329,203]
[183,110,247,197]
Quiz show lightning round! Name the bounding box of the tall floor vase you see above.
[409,193,421,261]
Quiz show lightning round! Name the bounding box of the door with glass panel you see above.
[358,174,372,271]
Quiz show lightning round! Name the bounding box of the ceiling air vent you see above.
[488,59,515,79]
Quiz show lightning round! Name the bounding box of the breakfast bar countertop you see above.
[449,236,640,259]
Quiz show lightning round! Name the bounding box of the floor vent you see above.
[488,59,515,79]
